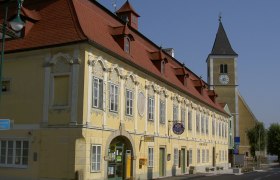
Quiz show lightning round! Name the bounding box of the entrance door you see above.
[107,137,133,180]
[159,148,165,177]
[212,147,216,167]
[181,148,186,174]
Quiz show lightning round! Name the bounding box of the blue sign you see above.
[234,137,240,144]
[172,123,185,135]
[0,119,10,130]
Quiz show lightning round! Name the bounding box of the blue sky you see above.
[99,0,280,127]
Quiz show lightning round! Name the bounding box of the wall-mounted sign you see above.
[0,119,10,130]
[172,122,185,135]
[144,135,154,142]
[234,137,240,145]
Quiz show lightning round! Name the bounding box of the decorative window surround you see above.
[43,51,80,125]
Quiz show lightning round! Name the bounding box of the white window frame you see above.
[188,110,192,131]
[92,76,103,109]
[148,96,155,121]
[174,148,179,166]
[126,89,133,116]
[173,105,178,124]
[0,139,29,168]
[196,112,200,133]
[201,115,205,133]
[202,149,205,163]
[181,108,186,127]
[212,119,215,136]
[197,149,200,163]
[206,149,209,163]
[148,147,154,167]
[109,83,119,112]
[159,100,166,124]
[189,149,193,164]
[205,117,208,134]
[91,145,101,172]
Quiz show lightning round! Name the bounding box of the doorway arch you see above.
[105,129,136,180]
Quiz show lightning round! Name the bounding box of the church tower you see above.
[207,18,239,140]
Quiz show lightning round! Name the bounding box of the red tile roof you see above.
[116,0,140,17]
[1,0,227,114]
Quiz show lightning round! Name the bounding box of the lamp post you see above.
[0,0,25,100]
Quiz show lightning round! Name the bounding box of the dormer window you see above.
[220,64,228,74]
[124,36,130,53]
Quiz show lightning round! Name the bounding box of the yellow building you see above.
[0,0,230,179]
[207,19,257,158]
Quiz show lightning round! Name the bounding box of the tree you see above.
[246,121,266,157]
[267,123,280,163]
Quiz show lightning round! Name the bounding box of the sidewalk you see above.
[156,168,235,180]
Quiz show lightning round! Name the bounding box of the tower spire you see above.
[210,18,238,56]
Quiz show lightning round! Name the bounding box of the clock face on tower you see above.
[219,74,229,85]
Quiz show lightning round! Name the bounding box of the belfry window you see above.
[220,64,228,74]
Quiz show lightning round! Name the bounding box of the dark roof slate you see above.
[210,21,238,56]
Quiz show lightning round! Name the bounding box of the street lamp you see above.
[0,0,25,100]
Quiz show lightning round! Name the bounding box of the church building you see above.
[207,18,257,157]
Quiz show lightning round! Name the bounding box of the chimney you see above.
[163,48,175,58]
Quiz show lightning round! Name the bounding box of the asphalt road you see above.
[160,166,280,180]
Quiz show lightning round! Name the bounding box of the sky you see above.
[99,0,280,127]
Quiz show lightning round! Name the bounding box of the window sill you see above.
[50,105,70,110]
[0,165,28,169]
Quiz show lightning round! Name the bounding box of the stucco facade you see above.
[0,0,230,179]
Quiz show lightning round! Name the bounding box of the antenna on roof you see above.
[111,0,117,13]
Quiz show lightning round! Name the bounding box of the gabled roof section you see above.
[210,20,238,56]
[2,0,228,115]
[116,0,140,17]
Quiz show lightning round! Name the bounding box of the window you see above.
[148,147,154,167]
[1,80,10,92]
[188,110,192,131]
[91,145,101,172]
[196,112,200,133]
[197,149,200,163]
[181,108,186,127]
[53,75,69,106]
[206,117,209,134]
[212,119,215,136]
[206,149,209,163]
[159,100,166,124]
[202,149,205,163]
[189,149,193,164]
[148,97,155,121]
[124,37,130,53]
[0,140,29,167]
[220,64,228,74]
[219,122,222,137]
[219,150,221,162]
[173,105,178,124]
[126,89,133,116]
[201,115,205,133]
[174,148,179,166]
[92,77,103,109]
[110,83,119,112]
